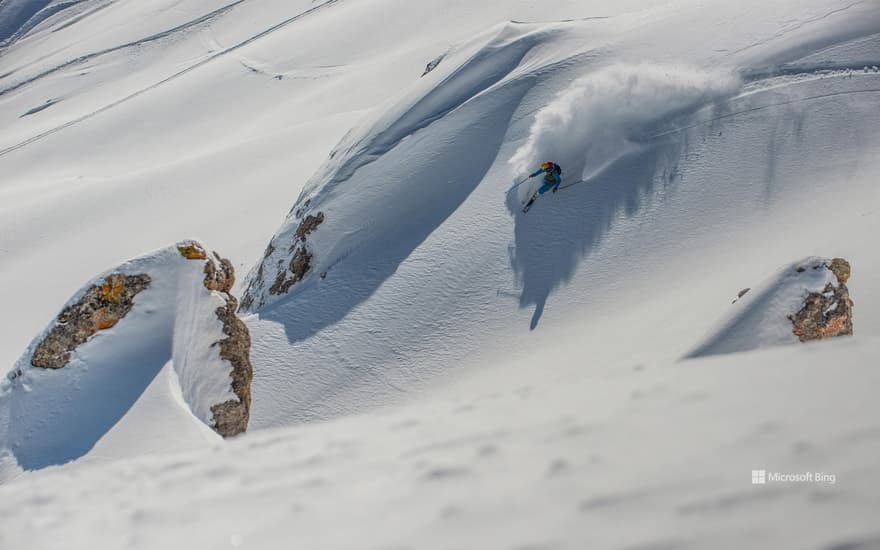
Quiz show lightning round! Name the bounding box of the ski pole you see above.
[506,175,532,194]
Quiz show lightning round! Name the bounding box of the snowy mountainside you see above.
[0,241,249,477]
[240,1,880,428]
[2,336,880,549]
[0,0,648,372]
[0,0,879,548]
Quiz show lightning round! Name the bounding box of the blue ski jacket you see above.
[530,168,561,194]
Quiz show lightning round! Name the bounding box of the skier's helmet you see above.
[541,161,554,172]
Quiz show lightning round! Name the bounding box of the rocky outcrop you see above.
[210,297,252,437]
[732,287,750,304]
[31,273,151,369]
[247,210,325,302]
[180,242,253,438]
[295,212,324,240]
[269,246,313,296]
[828,257,851,284]
[177,241,208,260]
[686,256,854,359]
[204,253,235,293]
[789,258,853,342]
[4,241,255,472]
[422,54,445,76]
[239,244,274,311]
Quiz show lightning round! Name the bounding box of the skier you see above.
[522,161,562,213]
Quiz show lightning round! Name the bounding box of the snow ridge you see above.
[241,22,549,311]
[686,257,843,358]
[0,242,243,477]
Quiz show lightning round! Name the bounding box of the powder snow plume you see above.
[509,64,740,193]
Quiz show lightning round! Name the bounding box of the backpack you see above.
[542,161,562,175]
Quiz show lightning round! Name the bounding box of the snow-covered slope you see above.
[0,241,249,477]
[687,257,852,358]
[0,0,652,372]
[2,337,880,549]
[238,1,880,428]
[1,0,879,547]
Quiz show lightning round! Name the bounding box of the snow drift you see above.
[686,257,854,358]
[236,5,880,427]
[509,64,740,200]
[0,241,251,476]
[1,0,880,547]
[240,21,549,311]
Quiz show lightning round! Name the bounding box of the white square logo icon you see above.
[752,469,766,484]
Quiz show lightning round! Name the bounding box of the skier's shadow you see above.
[507,144,678,329]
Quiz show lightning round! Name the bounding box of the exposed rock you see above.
[295,211,325,241]
[190,249,253,437]
[177,241,208,260]
[269,245,313,295]
[240,209,326,309]
[260,211,324,297]
[240,245,274,311]
[210,296,252,438]
[239,267,260,311]
[204,253,235,293]
[31,273,151,369]
[422,54,445,76]
[829,257,851,284]
[732,287,750,303]
[789,259,853,342]
[290,246,313,279]
[10,241,255,467]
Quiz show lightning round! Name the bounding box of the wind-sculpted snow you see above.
[241,22,547,312]
[239,5,880,428]
[2,0,880,545]
[686,257,853,358]
[0,242,250,476]
[509,64,740,200]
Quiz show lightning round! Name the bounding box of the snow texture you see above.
[1,0,880,547]
[0,242,235,474]
[687,257,841,358]
[509,63,740,202]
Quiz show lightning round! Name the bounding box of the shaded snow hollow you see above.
[0,0,879,548]
[687,257,852,358]
[0,241,251,475]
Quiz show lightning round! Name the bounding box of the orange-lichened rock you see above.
[177,241,208,260]
[789,258,853,342]
[31,273,152,369]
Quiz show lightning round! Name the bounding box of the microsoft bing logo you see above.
[749,469,836,484]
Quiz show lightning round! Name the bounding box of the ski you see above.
[522,193,537,213]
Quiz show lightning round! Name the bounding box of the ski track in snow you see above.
[726,0,869,58]
[1,0,880,547]
[0,0,247,91]
[646,68,880,141]
[238,6,880,429]
[0,0,341,157]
